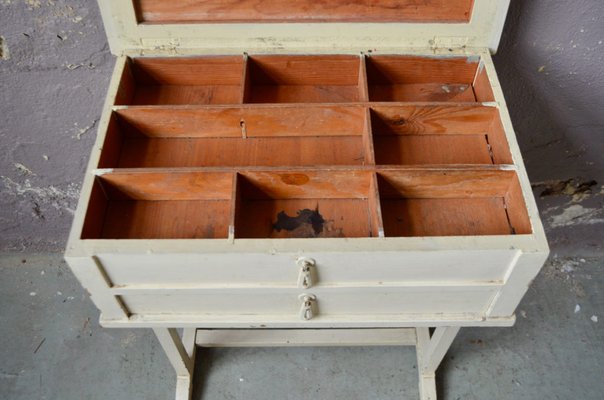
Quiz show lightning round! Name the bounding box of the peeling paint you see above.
[0,36,8,60]
[532,178,598,203]
[550,205,604,228]
[14,163,35,176]
[1,176,79,215]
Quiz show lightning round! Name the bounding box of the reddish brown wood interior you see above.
[234,171,380,239]
[133,0,475,24]
[99,106,369,168]
[83,53,533,240]
[114,54,494,105]
[245,55,362,103]
[377,170,531,237]
[370,105,512,165]
[82,172,233,239]
[366,56,495,102]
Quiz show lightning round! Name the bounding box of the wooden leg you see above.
[416,327,460,400]
[153,328,197,400]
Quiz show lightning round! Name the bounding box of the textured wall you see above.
[0,0,602,253]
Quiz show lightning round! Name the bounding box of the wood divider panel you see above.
[358,55,370,102]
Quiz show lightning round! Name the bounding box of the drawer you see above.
[117,286,498,318]
[98,249,519,288]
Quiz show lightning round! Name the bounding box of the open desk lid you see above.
[98,0,510,55]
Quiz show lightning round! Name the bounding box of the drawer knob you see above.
[296,257,315,289]
[298,294,317,321]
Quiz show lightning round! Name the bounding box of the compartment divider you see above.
[369,172,385,238]
[362,107,376,165]
[358,54,370,102]
[228,172,240,242]
[240,53,251,104]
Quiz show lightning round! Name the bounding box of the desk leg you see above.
[416,327,460,400]
[153,328,197,400]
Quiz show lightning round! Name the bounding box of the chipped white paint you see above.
[550,205,604,227]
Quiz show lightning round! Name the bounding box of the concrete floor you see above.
[1,252,602,400]
[1,0,603,399]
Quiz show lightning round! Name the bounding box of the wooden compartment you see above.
[99,105,369,168]
[81,172,233,239]
[233,171,382,238]
[115,56,244,105]
[370,105,513,165]
[376,169,532,237]
[365,55,495,102]
[244,55,362,103]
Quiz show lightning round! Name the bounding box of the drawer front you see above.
[98,249,518,287]
[118,286,498,318]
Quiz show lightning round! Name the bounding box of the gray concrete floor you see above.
[1,252,602,400]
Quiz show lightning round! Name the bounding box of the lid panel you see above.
[133,0,474,24]
[98,0,509,54]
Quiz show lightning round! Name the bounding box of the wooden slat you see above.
[239,170,372,199]
[195,328,417,347]
[131,56,244,85]
[81,180,108,239]
[248,55,360,85]
[134,0,474,23]
[362,108,376,165]
[366,55,479,85]
[381,197,513,237]
[473,63,496,102]
[115,106,366,138]
[99,171,233,200]
[370,105,496,135]
[117,136,366,168]
[369,173,385,238]
[131,85,242,105]
[504,175,533,234]
[369,83,476,102]
[97,114,124,168]
[102,200,231,239]
[374,135,493,165]
[377,169,515,199]
[486,111,514,164]
[358,54,370,102]
[248,85,360,103]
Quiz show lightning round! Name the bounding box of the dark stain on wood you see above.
[273,207,325,236]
